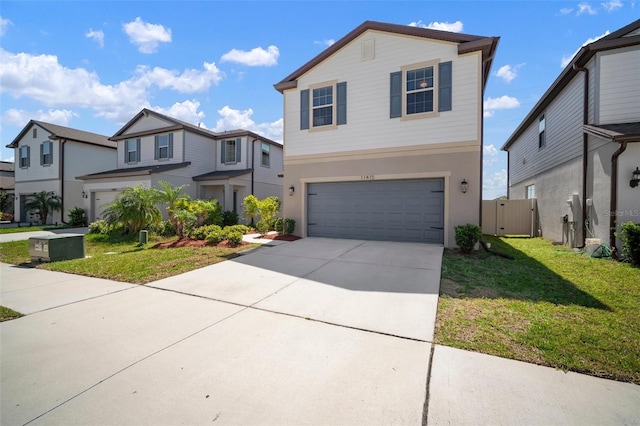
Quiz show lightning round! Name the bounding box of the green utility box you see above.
[29,234,85,262]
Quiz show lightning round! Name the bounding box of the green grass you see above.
[0,233,258,284]
[435,236,640,384]
[0,306,23,322]
[0,225,71,234]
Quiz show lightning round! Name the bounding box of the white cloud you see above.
[1,154,15,162]
[408,20,464,33]
[134,62,223,93]
[122,17,171,54]
[151,100,205,125]
[314,39,335,47]
[560,30,610,67]
[212,106,283,143]
[483,169,508,193]
[2,108,78,127]
[495,63,525,83]
[86,29,105,48]
[220,45,279,67]
[601,0,623,11]
[484,144,498,156]
[483,96,520,117]
[560,7,574,14]
[577,2,597,15]
[483,144,499,167]
[0,16,12,36]
[0,48,224,123]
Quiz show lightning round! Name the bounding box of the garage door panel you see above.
[308,179,444,244]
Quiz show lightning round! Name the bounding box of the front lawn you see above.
[0,233,258,284]
[0,225,70,234]
[0,306,23,322]
[435,236,640,384]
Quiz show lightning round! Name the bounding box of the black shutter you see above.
[136,139,141,162]
[337,82,347,125]
[390,71,402,118]
[154,136,159,160]
[300,89,310,130]
[236,138,241,163]
[221,140,225,163]
[438,61,452,112]
[168,134,173,158]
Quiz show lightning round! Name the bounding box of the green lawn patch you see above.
[435,236,640,384]
[0,225,70,235]
[0,306,23,322]
[0,234,258,284]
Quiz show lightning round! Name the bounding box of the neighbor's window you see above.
[538,115,546,149]
[312,86,333,127]
[125,139,139,163]
[41,141,53,165]
[261,142,270,167]
[225,139,236,163]
[526,184,536,199]
[155,134,172,160]
[406,66,434,114]
[19,146,30,168]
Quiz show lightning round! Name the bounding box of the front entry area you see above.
[307,178,445,244]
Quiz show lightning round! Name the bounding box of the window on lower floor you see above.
[526,184,536,199]
[261,142,270,167]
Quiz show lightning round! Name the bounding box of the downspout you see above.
[610,141,627,258]
[59,139,67,224]
[251,138,256,195]
[479,53,495,228]
[573,64,589,248]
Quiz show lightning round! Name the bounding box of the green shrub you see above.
[256,219,271,235]
[88,219,109,234]
[206,230,226,244]
[190,224,222,241]
[226,230,243,245]
[274,218,284,233]
[455,223,481,253]
[618,221,640,266]
[223,224,250,235]
[284,218,296,235]
[148,220,175,237]
[68,207,87,227]
[222,210,239,227]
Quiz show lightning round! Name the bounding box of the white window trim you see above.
[125,139,138,164]
[157,134,171,160]
[308,79,338,132]
[401,60,440,121]
[41,141,53,166]
[19,146,29,168]
[225,139,237,164]
[261,142,270,167]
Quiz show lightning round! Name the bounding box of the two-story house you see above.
[502,19,640,253]
[0,161,15,217]
[78,109,283,221]
[6,121,117,224]
[274,21,499,247]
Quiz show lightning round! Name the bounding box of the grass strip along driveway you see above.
[435,236,640,385]
[0,233,257,284]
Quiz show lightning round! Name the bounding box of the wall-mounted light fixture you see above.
[81,190,88,199]
[630,167,640,188]
[461,179,468,194]
[289,185,295,196]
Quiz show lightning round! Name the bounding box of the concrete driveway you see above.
[1,238,442,425]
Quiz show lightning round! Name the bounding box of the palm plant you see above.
[24,191,62,225]
[155,181,190,237]
[103,185,161,234]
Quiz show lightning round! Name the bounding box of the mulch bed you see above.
[259,234,301,241]
[151,238,248,249]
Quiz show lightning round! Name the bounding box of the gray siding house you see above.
[502,19,640,254]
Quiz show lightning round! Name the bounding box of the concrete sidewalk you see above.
[0,226,89,243]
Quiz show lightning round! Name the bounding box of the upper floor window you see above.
[221,138,241,165]
[41,141,53,165]
[154,133,173,160]
[538,115,546,149]
[300,81,347,130]
[261,142,270,167]
[526,184,536,199]
[391,61,452,119]
[19,146,30,168]
[312,86,333,127]
[125,138,140,164]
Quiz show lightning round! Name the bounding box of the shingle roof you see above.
[6,120,115,149]
[192,168,252,181]
[0,161,14,172]
[77,162,191,180]
[583,122,640,143]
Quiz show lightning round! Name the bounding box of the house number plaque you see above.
[361,175,375,180]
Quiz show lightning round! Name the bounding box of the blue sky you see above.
[0,0,636,198]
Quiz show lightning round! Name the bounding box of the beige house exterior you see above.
[502,19,640,254]
[79,109,283,222]
[275,21,499,247]
[6,121,116,224]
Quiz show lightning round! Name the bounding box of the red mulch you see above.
[259,234,301,241]
[151,238,248,249]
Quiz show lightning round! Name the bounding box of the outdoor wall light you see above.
[289,185,295,196]
[630,167,640,189]
[81,190,88,199]
[461,179,468,194]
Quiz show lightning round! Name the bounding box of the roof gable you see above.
[274,20,499,93]
[6,120,114,149]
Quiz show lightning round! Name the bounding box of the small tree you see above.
[24,191,62,225]
[243,194,259,226]
[68,207,88,227]
[155,181,190,233]
[103,185,161,234]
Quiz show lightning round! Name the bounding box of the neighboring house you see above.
[0,161,15,216]
[78,109,283,222]
[6,121,116,224]
[274,21,499,247]
[501,19,640,253]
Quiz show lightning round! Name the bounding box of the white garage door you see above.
[92,191,120,221]
[307,178,444,244]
